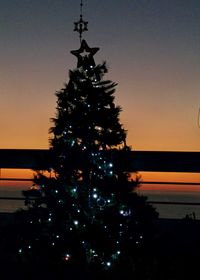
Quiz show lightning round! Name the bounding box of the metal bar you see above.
[141,181,200,186]
[0,197,200,206]
[0,178,200,186]
[148,201,200,205]
[0,178,33,181]
[0,197,24,200]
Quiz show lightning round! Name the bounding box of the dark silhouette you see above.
[5,3,159,277]
[14,41,158,276]
[6,11,158,277]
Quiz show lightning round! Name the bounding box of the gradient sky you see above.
[0,0,200,151]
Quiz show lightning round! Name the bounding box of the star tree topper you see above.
[71,39,99,69]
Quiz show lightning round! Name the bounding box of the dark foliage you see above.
[9,40,158,277]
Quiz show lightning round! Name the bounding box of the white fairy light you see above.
[106,261,111,267]
[93,193,98,199]
[64,253,71,261]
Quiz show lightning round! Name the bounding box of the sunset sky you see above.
[0,0,200,151]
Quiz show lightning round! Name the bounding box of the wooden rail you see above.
[0,149,200,215]
[0,149,200,172]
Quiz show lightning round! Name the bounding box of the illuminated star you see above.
[71,39,99,68]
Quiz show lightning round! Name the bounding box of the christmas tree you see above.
[15,2,158,278]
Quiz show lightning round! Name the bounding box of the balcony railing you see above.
[0,149,200,217]
[0,149,200,172]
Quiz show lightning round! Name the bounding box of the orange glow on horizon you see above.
[0,169,200,193]
[134,171,200,192]
[0,169,34,179]
[140,172,200,184]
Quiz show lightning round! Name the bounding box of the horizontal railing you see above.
[0,149,200,217]
[1,178,200,185]
[0,197,25,201]
[0,149,200,172]
[0,178,33,181]
[1,196,200,206]
[1,177,200,207]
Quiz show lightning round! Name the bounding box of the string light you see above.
[63,253,71,261]
[93,193,98,199]
[106,261,111,267]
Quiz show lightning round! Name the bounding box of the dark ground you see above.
[0,213,200,280]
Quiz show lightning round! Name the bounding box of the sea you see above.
[1,181,200,219]
[139,187,200,219]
